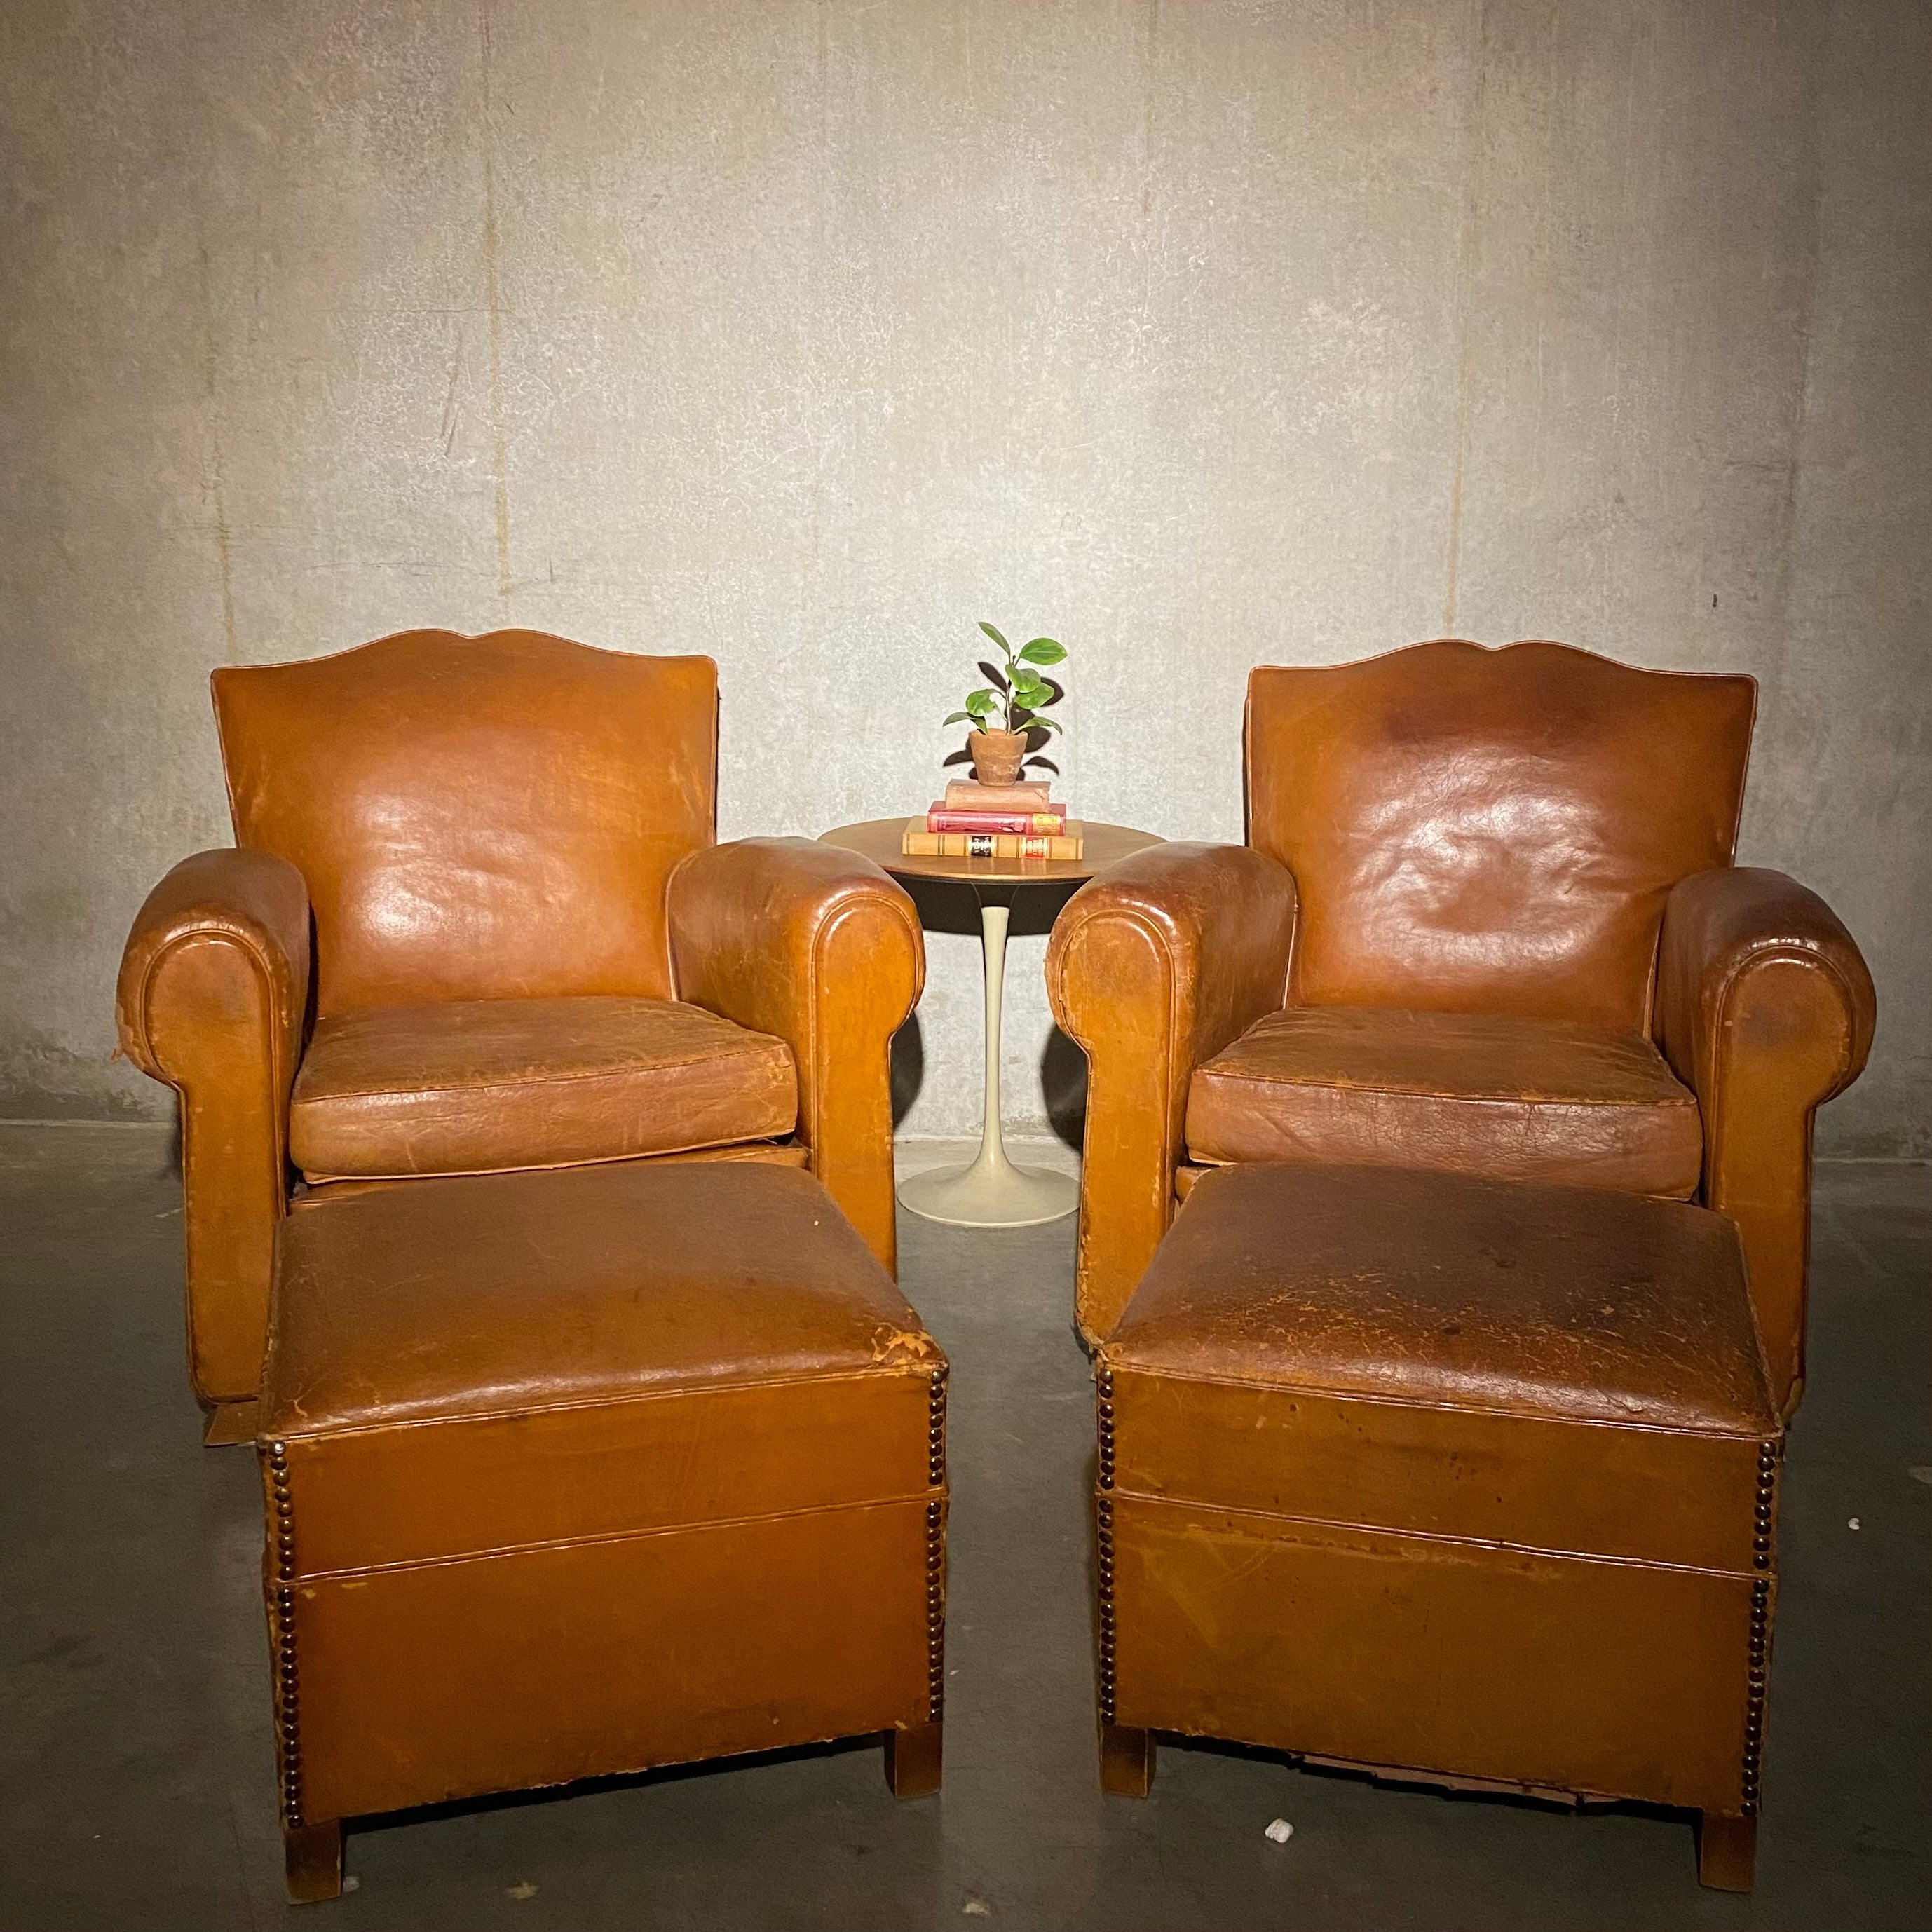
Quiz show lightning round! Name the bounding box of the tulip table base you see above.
[897,1150,1077,1229]
[815,818,1164,1229]
[896,899,1077,1229]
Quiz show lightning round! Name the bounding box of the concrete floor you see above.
[1,1126,1926,1931]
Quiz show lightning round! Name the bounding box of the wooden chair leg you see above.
[1698,1811,1757,1892]
[1101,1723,1155,1797]
[283,1819,343,1905]
[885,1720,944,1797]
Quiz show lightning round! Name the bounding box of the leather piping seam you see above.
[1700,941,1859,1413]
[292,1042,796,1103]
[1108,1486,1766,1581]
[1103,1364,1778,1441]
[806,891,923,1155]
[1059,903,1184,1219]
[297,1136,794,1186]
[1703,941,1864,1181]
[265,1361,944,1443]
[1176,1162,1699,1208]
[278,1490,946,1585]
[135,925,298,1123]
[803,888,916,1143]
[1189,1075,1697,1111]
[139,926,297,1397]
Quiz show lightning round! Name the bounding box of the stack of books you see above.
[902,779,1083,859]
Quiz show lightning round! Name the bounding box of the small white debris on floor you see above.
[1849,1517,1861,1530]
[341,1876,359,1893]
[962,1896,993,1917]
[508,1880,538,1900]
[1264,1818,1295,1844]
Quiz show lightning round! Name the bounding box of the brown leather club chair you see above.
[1047,639,1875,1412]
[116,628,924,1445]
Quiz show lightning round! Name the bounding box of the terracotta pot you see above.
[968,728,1028,786]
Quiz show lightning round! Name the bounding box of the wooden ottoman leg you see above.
[1101,1722,1155,1797]
[283,1820,343,1905]
[1697,1811,1757,1892]
[886,1720,944,1797]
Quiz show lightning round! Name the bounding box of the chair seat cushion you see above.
[288,995,797,1183]
[1184,1004,1703,1198]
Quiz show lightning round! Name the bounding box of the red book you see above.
[926,803,1068,834]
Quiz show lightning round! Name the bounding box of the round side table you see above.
[819,817,1163,1229]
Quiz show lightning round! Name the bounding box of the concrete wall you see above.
[2,0,1926,1155]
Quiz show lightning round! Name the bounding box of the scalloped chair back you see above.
[212,629,717,1016]
[1245,639,1757,1032]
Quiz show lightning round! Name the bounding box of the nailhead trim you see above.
[1096,1368,1117,1724]
[927,1368,947,1489]
[1742,1441,1778,1816]
[925,1370,947,1722]
[266,1441,304,1830]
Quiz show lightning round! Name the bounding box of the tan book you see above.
[942,779,1052,810]
[902,820,1083,861]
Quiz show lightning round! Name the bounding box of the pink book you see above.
[943,779,1053,810]
[927,803,1068,834]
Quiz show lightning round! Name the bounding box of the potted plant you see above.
[944,623,1068,784]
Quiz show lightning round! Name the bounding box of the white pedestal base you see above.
[897,895,1079,1230]
[897,1152,1078,1229]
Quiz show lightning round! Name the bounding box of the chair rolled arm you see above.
[115,847,313,1410]
[668,836,925,1274]
[117,848,312,1080]
[1046,841,1298,1341]
[1657,865,1876,1413]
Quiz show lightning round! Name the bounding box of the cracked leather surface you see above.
[1106,1162,1774,1434]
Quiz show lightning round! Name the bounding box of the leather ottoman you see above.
[1094,1162,1783,1891]
[256,1162,948,1903]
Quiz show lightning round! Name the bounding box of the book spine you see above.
[902,831,1084,859]
[925,809,1067,834]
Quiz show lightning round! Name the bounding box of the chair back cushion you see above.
[1246,640,1755,1030]
[214,630,716,1014]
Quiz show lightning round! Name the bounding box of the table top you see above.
[819,817,1164,887]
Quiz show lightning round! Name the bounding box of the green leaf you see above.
[977,620,1012,655]
[941,712,974,728]
[965,688,1000,716]
[1019,638,1067,665]
[1012,709,1061,734]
